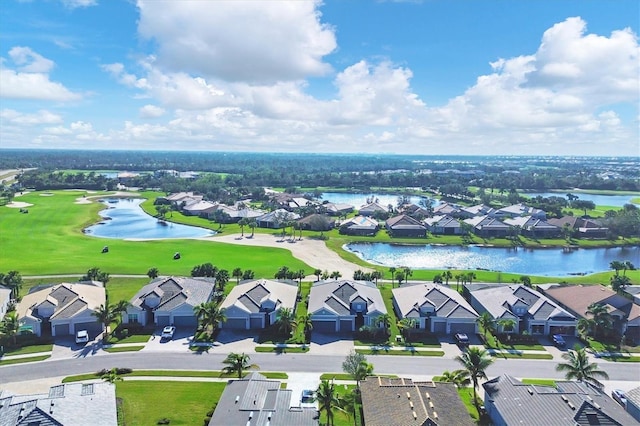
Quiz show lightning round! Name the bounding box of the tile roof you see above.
[483,375,637,426]
[360,376,474,426]
[220,279,298,315]
[393,283,478,319]
[130,276,216,311]
[209,372,317,426]
[541,284,634,320]
[308,280,386,317]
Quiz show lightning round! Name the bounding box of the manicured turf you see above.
[0,190,310,276]
[106,333,152,344]
[457,387,480,422]
[0,355,50,365]
[62,370,288,383]
[255,345,309,353]
[356,349,445,356]
[117,381,225,426]
[2,343,53,355]
[103,345,145,353]
[490,352,554,360]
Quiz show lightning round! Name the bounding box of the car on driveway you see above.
[454,333,470,346]
[612,389,627,407]
[160,326,176,341]
[75,330,89,345]
[552,334,566,347]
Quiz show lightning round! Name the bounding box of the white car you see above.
[75,330,89,345]
[160,326,176,341]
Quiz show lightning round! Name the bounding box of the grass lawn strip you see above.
[490,352,554,360]
[255,345,309,353]
[63,370,288,383]
[356,348,445,357]
[1,343,53,356]
[600,356,640,362]
[117,381,225,426]
[103,345,145,353]
[0,355,50,366]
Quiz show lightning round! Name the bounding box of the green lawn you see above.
[457,387,481,423]
[0,355,50,365]
[103,345,145,353]
[2,343,53,355]
[63,370,288,383]
[490,352,553,360]
[0,190,309,276]
[117,381,225,426]
[356,348,445,357]
[255,345,309,353]
[106,333,152,344]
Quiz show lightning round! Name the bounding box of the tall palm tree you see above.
[443,270,453,285]
[497,318,516,334]
[376,313,392,331]
[316,380,343,426]
[2,270,23,299]
[92,303,119,339]
[275,307,296,336]
[353,360,374,386]
[556,346,609,387]
[112,300,130,324]
[455,347,494,407]
[297,313,313,341]
[0,311,20,345]
[586,302,613,339]
[622,261,635,276]
[609,261,624,276]
[222,352,258,379]
[389,267,396,286]
[339,388,360,426]
[193,302,226,333]
[476,312,496,340]
[232,267,243,284]
[577,317,595,338]
[434,369,471,388]
[248,219,257,238]
[237,218,248,236]
[397,318,417,342]
[215,269,230,293]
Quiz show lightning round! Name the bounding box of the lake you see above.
[320,192,437,209]
[344,242,639,277]
[523,192,638,208]
[84,198,216,239]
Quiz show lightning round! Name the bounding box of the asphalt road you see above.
[1,352,638,384]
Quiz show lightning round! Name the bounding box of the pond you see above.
[523,192,638,208]
[84,198,216,239]
[320,192,437,209]
[344,242,640,277]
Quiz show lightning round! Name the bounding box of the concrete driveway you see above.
[141,327,194,352]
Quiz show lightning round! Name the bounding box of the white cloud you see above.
[139,105,166,119]
[136,0,336,83]
[0,47,81,101]
[61,0,97,9]
[0,109,63,125]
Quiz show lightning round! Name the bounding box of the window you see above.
[127,314,139,324]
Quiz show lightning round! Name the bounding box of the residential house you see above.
[483,375,637,426]
[360,376,474,426]
[17,282,106,338]
[158,192,203,208]
[547,216,608,238]
[393,283,479,335]
[219,279,298,329]
[206,204,265,223]
[322,202,354,217]
[461,204,496,218]
[468,283,577,336]
[539,284,640,343]
[464,215,510,238]
[0,285,11,321]
[385,214,427,237]
[398,203,432,219]
[433,202,463,217]
[123,276,216,328]
[625,386,640,422]
[182,200,217,217]
[255,209,300,229]
[423,215,462,235]
[308,280,386,333]
[0,382,117,426]
[358,202,388,217]
[503,216,561,238]
[269,193,317,211]
[624,285,640,305]
[338,215,379,236]
[209,372,317,426]
[494,203,546,220]
[296,214,335,232]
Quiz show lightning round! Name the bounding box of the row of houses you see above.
[6,276,639,345]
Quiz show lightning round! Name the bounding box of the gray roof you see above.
[17,283,105,323]
[360,376,474,426]
[209,372,317,426]
[220,279,298,314]
[464,215,510,230]
[626,386,640,409]
[470,284,575,321]
[393,283,478,319]
[386,214,427,230]
[130,276,216,311]
[483,375,637,426]
[0,382,117,426]
[308,280,386,317]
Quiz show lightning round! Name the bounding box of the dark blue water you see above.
[523,192,638,208]
[320,192,437,209]
[84,198,216,239]
[345,242,639,277]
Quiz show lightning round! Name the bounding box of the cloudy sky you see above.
[1,0,638,156]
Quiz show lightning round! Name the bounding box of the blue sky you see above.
[1,0,638,156]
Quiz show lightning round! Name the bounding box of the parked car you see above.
[75,330,89,345]
[160,325,176,341]
[455,333,470,346]
[612,389,627,407]
[552,334,566,347]
[301,390,315,404]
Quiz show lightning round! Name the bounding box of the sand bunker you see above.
[6,201,33,208]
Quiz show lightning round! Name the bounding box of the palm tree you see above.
[402,266,413,284]
[497,318,516,334]
[376,313,392,331]
[434,369,471,388]
[2,270,23,299]
[455,347,494,407]
[248,219,257,238]
[609,260,625,276]
[443,270,453,285]
[215,269,230,293]
[297,313,313,341]
[610,274,631,293]
[370,270,383,285]
[556,346,609,387]
[0,311,20,345]
[476,312,496,340]
[316,380,343,426]
[466,272,477,284]
[222,352,258,379]
[577,317,595,338]
[232,267,243,284]
[330,271,342,280]
[237,217,249,237]
[389,267,396,286]
[314,268,322,282]
[92,303,119,339]
[339,389,360,426]
[353,360,374,385]
[586,302,613,339]
[275,307,296,336]
[147,267,159,279]
[397,318,417,342]
[112,300,130,324]
[101,367,124,384]
[623,261,635,276]
[193,302,226,333]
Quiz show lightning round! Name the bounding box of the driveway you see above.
[142,327,194,352]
